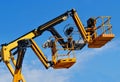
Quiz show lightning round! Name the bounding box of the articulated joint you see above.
[16,39,32,69]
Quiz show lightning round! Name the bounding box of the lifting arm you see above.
[0,9,75,82]
[1,8,89,63]
[0,9,70,63]
[70,9,88,42]
[0,8,115,82]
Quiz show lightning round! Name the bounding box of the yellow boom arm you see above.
[0,8,114,82]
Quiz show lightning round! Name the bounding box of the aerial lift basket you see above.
[88,16,115,48]
[51,37,76,69]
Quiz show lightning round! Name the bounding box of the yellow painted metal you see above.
[11,55,26,82]
[5,61,26,82]
[88,34,114,48]
[86,27,97,42]
[8,32,36,50]
[5,62,15,76]
[30,39,49,69]
[13,69,25,82]
[51,37,76,69]
[71,10,89,42]
[53,58,76,69]
[5,53,26,82]
[1,46,11,62]
[3,38,49,82]
[88,16,115,48]
[39,16,67,31]
[51,41,57,64]
[1,32,36,63]
[0,9,115,82]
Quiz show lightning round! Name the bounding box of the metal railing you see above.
[54,37,76,60]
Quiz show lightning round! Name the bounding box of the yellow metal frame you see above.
[2,39,50,82]
[0,9,115,82]
[88,16,115,48]
[30,39,49,69]
[5,54,26,82]
[51,37,76,69]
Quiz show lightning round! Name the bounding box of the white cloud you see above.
[73,38,119,69]
[24,69,69,82]
[0,69,12,82]
[0,64,70,82]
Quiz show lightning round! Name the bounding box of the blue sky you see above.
[0,0,120,82]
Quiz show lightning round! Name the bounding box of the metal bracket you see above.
[16,39,31,69]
